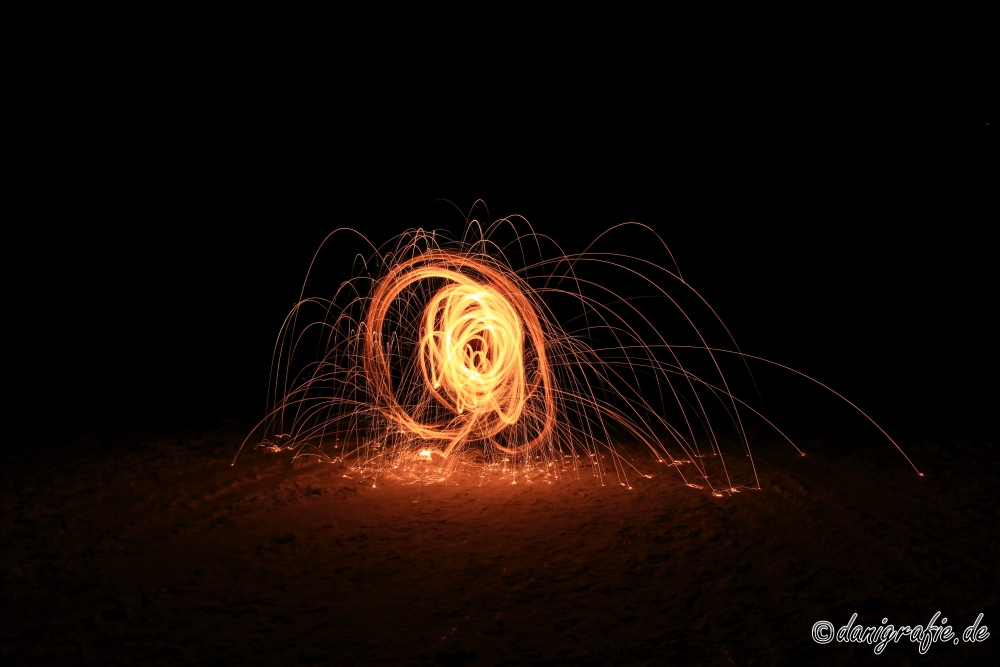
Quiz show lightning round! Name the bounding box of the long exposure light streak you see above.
[235,211,920,492]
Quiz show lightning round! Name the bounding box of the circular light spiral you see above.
[363,252,555,459]
[420,282,524,420]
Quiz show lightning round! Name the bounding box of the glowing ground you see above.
[2,425,997,665]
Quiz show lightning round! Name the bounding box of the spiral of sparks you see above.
[238,213,921,491]
[365,252,555,460]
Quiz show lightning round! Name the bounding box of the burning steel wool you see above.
[236,214,920,492]
[366,251,555,461]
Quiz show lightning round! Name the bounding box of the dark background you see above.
[1,35,994,451]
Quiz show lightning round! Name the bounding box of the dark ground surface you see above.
[2,423,997,666]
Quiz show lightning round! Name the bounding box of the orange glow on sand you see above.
[235,211,921,491]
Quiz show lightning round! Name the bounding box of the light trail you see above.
[234,211,919,492]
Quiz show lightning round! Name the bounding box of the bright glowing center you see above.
[362,252,556,460]
[420,283,525,420]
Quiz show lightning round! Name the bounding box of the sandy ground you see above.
[2,423,998,666]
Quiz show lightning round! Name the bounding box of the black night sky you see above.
[1,32,996,665]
